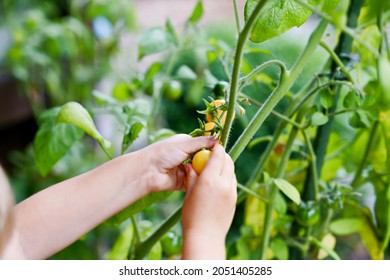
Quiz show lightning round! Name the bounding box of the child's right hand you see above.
[181,143,237,259]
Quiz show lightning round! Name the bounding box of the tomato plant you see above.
[4,0,390,260]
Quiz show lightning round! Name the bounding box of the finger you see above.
[220,153,235,181]
[184,164,198,192]
[201,143,225,177]
[171,134,218,155]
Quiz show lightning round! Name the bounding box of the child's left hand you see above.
[136,134,217,193]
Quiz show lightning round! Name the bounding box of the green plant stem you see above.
[237,183,268,203]
[238,59,288,91]
[319,41,355,83]
[244,80,348,187]
[221,0,268,147]
[229,19,328,161]
[351,121,379,187]
[302,0,363,202]
[302,129,319,200]
[259,115,303,259]
[232,0,241,33]
[130,215,141,244]
[133,206,182,259]
[380,121,390,251]
[309,236,341,260]
[240,93,303,128]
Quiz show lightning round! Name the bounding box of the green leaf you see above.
[244,0,320,43]
[188,0,203,24]
[107,222,134,260]
[34,108,84,176]
[144,62,163,85]
[311,111,329,126]
[270,238,289,260]
[93,90,118,106]
[122,122,144,154]
[56,102,112,155]
[138,27,171,60]
[343,90,358,109]
[320,0,341,14]
[113,191,173,225]
[273,178,301,205]
[274,192,287,214]
[175,65,197,80]
[349,111,370,129]
[165,19,179,47]
[320,89,334,109]
[329,217,365,235]
[149,129,177,144]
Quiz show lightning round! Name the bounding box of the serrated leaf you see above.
[244,0,320,43]
[56,102,112,154]
[113,191,173,225]
[138,27,171,60]
[311,111,329,126]
[329,217,365,235]
[273,178,301,205]
[34,108,84,176]
[122,122,144,154]
[188,0,203,24]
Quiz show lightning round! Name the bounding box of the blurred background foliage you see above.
[0,0,389,260]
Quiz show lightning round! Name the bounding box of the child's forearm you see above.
[182,230,226,260]
[9,151,149,259]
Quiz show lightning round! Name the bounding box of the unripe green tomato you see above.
[213,81,229,97]
[162,80,182,101]
[161,231,182,256]
[296,201,320,227]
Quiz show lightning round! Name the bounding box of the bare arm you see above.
[181,144,237,259]
[1,135,216,259]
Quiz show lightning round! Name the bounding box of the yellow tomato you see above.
[192,149,212,175]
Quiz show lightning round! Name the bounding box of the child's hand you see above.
[181,144,237,259]
[136,134,217,193]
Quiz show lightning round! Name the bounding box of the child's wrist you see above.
[182,229,226,259]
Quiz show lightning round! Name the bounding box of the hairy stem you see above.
[229,19,328,162]
[221,0,268,147]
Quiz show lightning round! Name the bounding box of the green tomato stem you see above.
[351,121,379,187]
[259,113,303,260]
[232,0,242,34]
[221,0,268,148]
[133,206,182,260]
[229,19,328,162]
[309,236,341,260]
